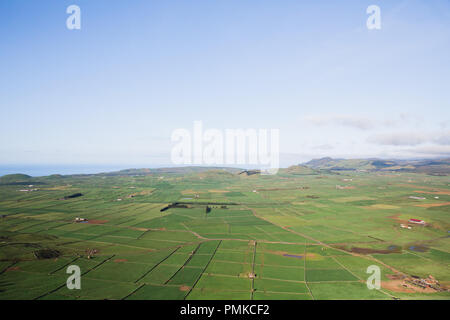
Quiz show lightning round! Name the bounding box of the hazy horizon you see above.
[1,154,449,177]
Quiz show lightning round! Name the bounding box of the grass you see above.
[0,169,449,299]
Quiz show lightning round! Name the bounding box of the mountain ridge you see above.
[302,157,450,175]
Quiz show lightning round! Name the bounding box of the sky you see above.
[0,0,449,173]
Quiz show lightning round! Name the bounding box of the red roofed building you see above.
[409,219,426,225]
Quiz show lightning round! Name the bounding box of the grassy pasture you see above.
[0,170,449,299]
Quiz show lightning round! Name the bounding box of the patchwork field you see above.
[0,168,449,300]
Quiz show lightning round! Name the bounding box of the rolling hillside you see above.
[303,157,450,175]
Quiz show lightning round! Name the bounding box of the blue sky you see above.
[1,0,449,170]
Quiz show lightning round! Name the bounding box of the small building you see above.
[409,196,426,200]
[409,219,426,225]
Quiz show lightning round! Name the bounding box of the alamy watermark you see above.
[66,5,81,30]
[366,265,381,290]
[66,265,81,290]
[65,5,380,31]
[171,121,280,175]
[367,5,381,30]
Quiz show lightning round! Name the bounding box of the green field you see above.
[0,167,449,300]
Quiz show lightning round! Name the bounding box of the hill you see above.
[303,157,450,175]
[97,166,243,177]
[0,173,33,185]
[278,165,319,175]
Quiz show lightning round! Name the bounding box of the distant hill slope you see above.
[303,158,374,171]
[302,157,450,175]
[0,174,32,184]
[97,166,243,177]
[278,165,319,175]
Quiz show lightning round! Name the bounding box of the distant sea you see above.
[0,165,163,177]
